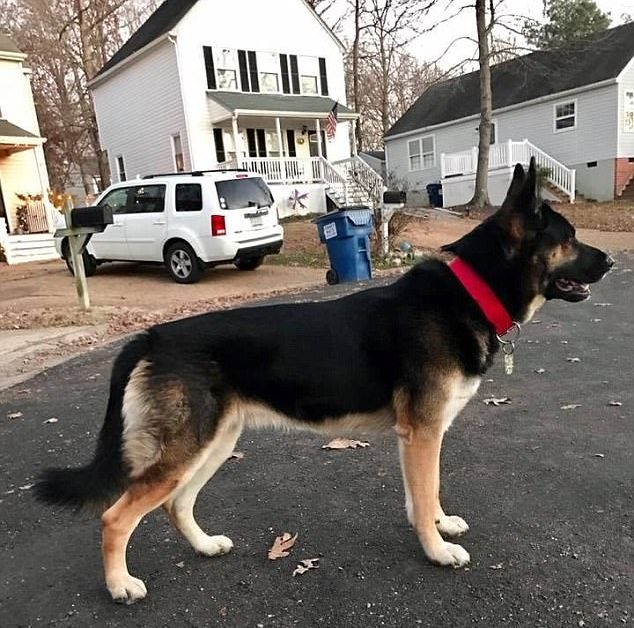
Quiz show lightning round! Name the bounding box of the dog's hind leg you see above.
[163,417,243,557]
[101,476,181,604]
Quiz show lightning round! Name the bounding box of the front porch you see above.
[440,139,576,206]
[0,120,58,263]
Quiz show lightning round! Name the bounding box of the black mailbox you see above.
[70,206,113,229]
[383,190,406,204]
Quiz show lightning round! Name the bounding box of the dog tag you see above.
[504,350,514,375]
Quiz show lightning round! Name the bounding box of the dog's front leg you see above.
[396,422,470,568]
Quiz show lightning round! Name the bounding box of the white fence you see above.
[441,139,576,201]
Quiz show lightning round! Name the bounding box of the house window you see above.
[554,100,576,131]
[301,75,318,95]
[213,128,226,163]
[171,134,185,172]
[408,135,435,171]
[116,155,127,182]
[217,69,237,90]
[624,90,634,133]
[260,72,279,93]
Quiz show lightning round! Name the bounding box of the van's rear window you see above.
[215,177,274,210]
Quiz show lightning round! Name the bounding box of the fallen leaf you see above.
[43,417,58,424]
[534,368,546,374]
[7,412,23,420]
[322,438,370,450]
[593,453,605,458]
[607,401,622,407]
[593,302,612,307]
[489,563,504,570]
[268,532,298,560]
[560,404,582,410]
[591,318,602,323]
[566,357,581,363]
[483,397,512,406]
[293,558,320,576]
[229,451,244,460]
[175,561,185,568]
[19,484,34,491]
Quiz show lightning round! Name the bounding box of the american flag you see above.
[326,102,338,141]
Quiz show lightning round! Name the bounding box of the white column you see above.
[275,116,286,183]
[351,121,357,157]
[231,115,241,165]
[315,118,323,158]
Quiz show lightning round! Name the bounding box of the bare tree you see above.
[0,0,158,193]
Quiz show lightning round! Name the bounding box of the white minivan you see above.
[56,169,284,283]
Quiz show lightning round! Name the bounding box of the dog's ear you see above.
[497,158,544,240]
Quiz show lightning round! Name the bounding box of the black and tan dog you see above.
[36,159,613,604]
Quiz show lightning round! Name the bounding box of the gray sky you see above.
[411,0,634,69]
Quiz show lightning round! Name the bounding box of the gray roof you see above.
[96,0,198,77]
[0,34,23,55]
[95,0,343,79]
[386,21,634,138]
[0,119,38,140]
[209,92,356,117]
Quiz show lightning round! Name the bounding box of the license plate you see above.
[249,216,263,227]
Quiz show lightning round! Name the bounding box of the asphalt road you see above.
[1,254,632,628]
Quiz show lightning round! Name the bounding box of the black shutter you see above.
[247,51,260,93]
[256,129,266,157]
[203,46,216,90]
[280,54,290,94]
[286,129,296,157]
[238,50,250,92]
[318,57,328,96]
[246,129,257,157]
[289,55,300,94]
[213,128,226,163]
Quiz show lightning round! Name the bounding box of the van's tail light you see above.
[211,215,226,236]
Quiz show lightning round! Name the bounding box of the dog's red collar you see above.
[448,257,514,336]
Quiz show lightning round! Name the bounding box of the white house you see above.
[385,21,634,207]
[89,0,383,217]
[0,34,57,263]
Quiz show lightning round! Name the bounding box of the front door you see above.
[308,130,327,159]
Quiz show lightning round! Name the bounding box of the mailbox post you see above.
[380,190,406,256]
[54,203,113,311]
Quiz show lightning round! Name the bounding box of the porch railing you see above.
[15,199,53,234]
[440,139,576,202]
[333,156,384,203]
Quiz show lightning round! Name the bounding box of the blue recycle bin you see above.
[313,207,373,285]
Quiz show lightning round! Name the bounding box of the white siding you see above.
[386,82,620,202]
[91,39,189,180]
[617,58,634,156]
[174,0,349,167]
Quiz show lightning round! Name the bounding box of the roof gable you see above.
[95,0,343,80]
[95,0,198,78]
[386,21,634,138]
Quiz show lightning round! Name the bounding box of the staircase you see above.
[326,156,384,208]
[617,173,634,201]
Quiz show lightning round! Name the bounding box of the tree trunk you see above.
[469,0,492,210]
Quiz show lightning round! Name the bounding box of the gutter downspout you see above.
[168,34,194,170]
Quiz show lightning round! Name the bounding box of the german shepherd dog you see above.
[36,159,613,604]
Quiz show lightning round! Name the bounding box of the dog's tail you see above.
[34,333,151,512]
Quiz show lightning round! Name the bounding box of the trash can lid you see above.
[340,208,373,226]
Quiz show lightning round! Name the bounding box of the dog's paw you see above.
[436,514,469,538]
[196,534,233,557]
[427,541,471,568]
[107,574,147,605]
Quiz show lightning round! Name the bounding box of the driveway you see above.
[0,252,632,627]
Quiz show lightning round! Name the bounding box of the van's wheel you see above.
[234,256,264,271]
[326,269,338,285]
[62,240,97,277]
[165,242,203,284]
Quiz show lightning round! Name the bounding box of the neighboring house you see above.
[0,34,57,263]
[89,0,383,217]
[385,22,634,207]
